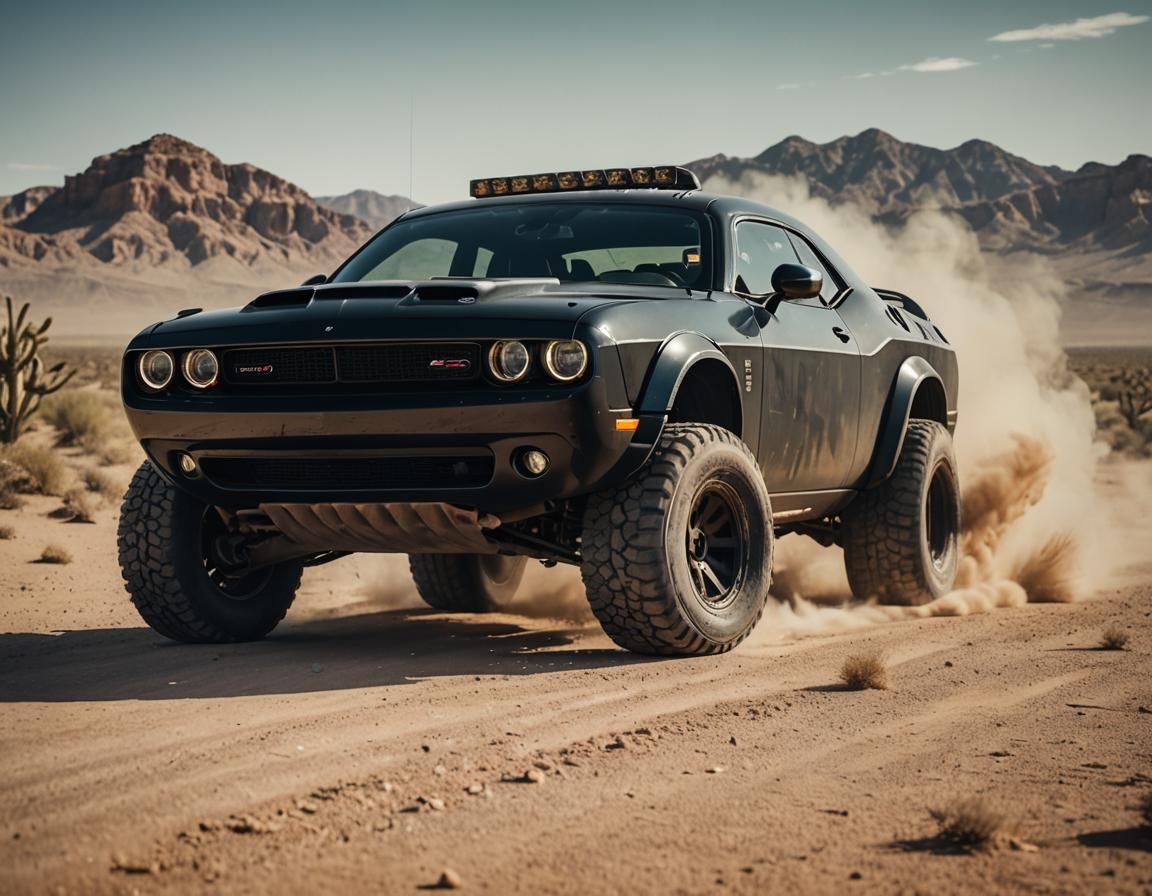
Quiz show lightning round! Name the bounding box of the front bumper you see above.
[122,377,655,514]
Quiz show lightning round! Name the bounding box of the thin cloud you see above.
[6,162,56,172]
[776,82,801,90]
[898,57,978,73]
[989,12,1149,42]
[852,72,875,80]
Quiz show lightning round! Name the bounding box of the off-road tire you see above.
[843,420,961,606]
[409,554,527,612]
[580,424,774,656]
[117,462,302,642]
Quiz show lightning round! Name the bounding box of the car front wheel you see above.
[580,424,774,656]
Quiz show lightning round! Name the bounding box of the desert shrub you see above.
[96,438,139,467]
[929,797,1008,851]
[840,651,888,690]
[1099,626,1129,650]
[82,465,123,501]
[0,524,13,539]
[60,487,98,523]
[1,440,72,496]
[40,389,121,446]
[38,544,72,564]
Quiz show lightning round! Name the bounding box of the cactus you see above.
[0,296,75,443]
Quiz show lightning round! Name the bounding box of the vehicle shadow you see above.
[0,608,649,703]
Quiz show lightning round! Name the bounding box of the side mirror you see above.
[301,274,327,286]
[769,264,822,307]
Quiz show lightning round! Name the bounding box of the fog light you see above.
[177,452,197,475]
[518,448,549,477]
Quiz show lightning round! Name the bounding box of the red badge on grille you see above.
[428,359,472,370]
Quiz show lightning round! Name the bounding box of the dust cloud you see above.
[322,172,1140,639]
[703,171,1136,642]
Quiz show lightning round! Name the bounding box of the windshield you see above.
[331,203,710,289]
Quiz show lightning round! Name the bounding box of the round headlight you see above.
[543,340,588,382]
[488,341,530,383]
[182,349,219,388]
[138,350,174,391]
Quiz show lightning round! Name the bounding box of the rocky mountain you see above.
[315,189,418,230]
[691,128,1071,217]
[0,135,373,272]
[692,130,1152,300]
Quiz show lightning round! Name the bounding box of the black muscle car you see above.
[118,166,960,656]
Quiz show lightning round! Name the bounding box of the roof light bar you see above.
[470,166,700,199]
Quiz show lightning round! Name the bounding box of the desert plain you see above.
[0,342,1149,896]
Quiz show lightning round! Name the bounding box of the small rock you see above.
[605,737,627,751]
[729,736,737,746]
[706,766,726,775]
[525,768,546,784]
[465,783,484,795]
[435,868,463,889]
[296,799,319,814]
[1008,837,1039,852]
[428,798,446,811]
[849,871,863,880]
[434,765,447,776]
[111,853,155,874]
[944,661,953,668]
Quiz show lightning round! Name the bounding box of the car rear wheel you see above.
[409,554,527,612]
[842,420,961,606]
[580,423,774,656]
[117,462,302,642]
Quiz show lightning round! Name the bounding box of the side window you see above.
[787,232,842,304]
[732,222,799,295]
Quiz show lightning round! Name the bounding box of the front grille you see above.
[223,347,336,384]
[219,343,481,386]
[337,344,480,382]
[200,455,495,490]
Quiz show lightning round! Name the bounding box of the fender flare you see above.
[865,356,948,488]
[636,331,741,419]
[612,333,742,476]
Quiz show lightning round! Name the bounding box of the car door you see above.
[731,219,861,493]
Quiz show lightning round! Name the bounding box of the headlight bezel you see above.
[542,340,589,382]
[488,340,531,383]
[181,348,219,389]
[137,350,175,392]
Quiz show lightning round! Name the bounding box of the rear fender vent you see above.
[245,289,313,310]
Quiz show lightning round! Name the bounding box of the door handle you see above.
[832,326,851,343]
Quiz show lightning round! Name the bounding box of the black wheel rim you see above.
[926,464,958,572]
[685,480,750,610]
[201,509,272,601]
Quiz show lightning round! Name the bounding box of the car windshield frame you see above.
[329,201,716,291]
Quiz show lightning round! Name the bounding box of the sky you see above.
[1,0,1149,205]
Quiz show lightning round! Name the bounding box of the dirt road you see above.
[1,492,1150,895]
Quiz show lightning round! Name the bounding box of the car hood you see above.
[134,279,703,348]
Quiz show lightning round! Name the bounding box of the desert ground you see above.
[1,345,1151,895]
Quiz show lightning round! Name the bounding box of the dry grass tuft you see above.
[38,544,72,564]
[840,651,889,690]
[82,465,123,502]
[929,797,1009,851]
[0,524,14,539]
[60,487,98,523]
[0,492,25,510]
[39,389,137,466]
[1099,626,1130,651]
[1,440,72,496]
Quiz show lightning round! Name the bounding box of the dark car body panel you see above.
[122,188,958,531]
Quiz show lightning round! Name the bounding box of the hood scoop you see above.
[245,288,314,310]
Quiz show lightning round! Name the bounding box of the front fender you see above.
[865,356,947,488]
[605,332,740,480]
